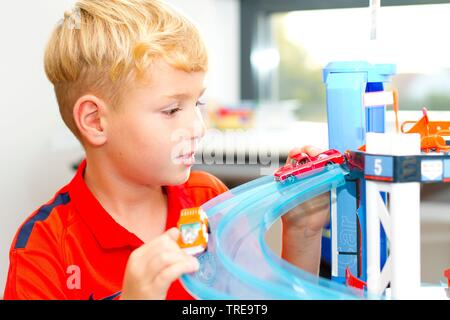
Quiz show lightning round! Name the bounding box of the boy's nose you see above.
[188,106,207,141]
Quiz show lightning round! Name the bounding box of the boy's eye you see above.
[162,107,182,116]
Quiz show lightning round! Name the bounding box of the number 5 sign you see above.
[365,155,394,181]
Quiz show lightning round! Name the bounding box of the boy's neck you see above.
[83,156,168,241]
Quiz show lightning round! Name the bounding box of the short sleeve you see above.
[4,221,67,300]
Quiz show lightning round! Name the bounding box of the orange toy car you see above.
[401,108,450,153]
[177,207,210,255]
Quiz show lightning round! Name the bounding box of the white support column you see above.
[366,180,381,294]
[331,189,338,278]
[365,133,421,299]
[390,182,421,298]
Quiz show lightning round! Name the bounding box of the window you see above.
[180,222,201,244]
[241,0,450,123]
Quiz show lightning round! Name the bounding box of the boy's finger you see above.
[287,147,303,159]
[152,259,200,292]
[303,145,324,157]
[286,147,302,164]
[287,146,324,164]
[136,228,182,262]
[148,251,196,282]
[165,227,180,241]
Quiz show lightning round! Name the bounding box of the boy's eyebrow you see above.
[165,88,206,99]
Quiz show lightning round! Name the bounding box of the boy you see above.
[4,0,329,300]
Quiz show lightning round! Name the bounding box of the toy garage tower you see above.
[322,61,396,283]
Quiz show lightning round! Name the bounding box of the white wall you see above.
[0,0,240,297]
[169,0,241,104]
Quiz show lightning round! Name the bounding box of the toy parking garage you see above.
[178,62,450,300]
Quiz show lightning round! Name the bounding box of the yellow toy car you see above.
[177,207,210,255]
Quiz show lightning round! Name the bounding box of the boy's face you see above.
[104,60,207,186]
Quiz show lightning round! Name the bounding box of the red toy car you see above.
[274,149,345,182]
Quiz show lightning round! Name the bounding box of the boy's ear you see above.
[73,95,108,146]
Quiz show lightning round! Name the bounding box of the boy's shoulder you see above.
[9,185,75,253]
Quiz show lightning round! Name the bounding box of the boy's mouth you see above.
[176,151,196,166]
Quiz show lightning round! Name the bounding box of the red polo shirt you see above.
[4,160,228,300]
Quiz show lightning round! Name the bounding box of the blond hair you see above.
[44,0,208,139]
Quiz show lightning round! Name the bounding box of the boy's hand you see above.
[281,146,330,275]
[121,228,199,300]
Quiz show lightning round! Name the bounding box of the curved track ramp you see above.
[181,165,379,299]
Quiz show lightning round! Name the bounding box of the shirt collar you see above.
[68,159,194,249]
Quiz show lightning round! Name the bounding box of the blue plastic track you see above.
[181,165,381,299]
